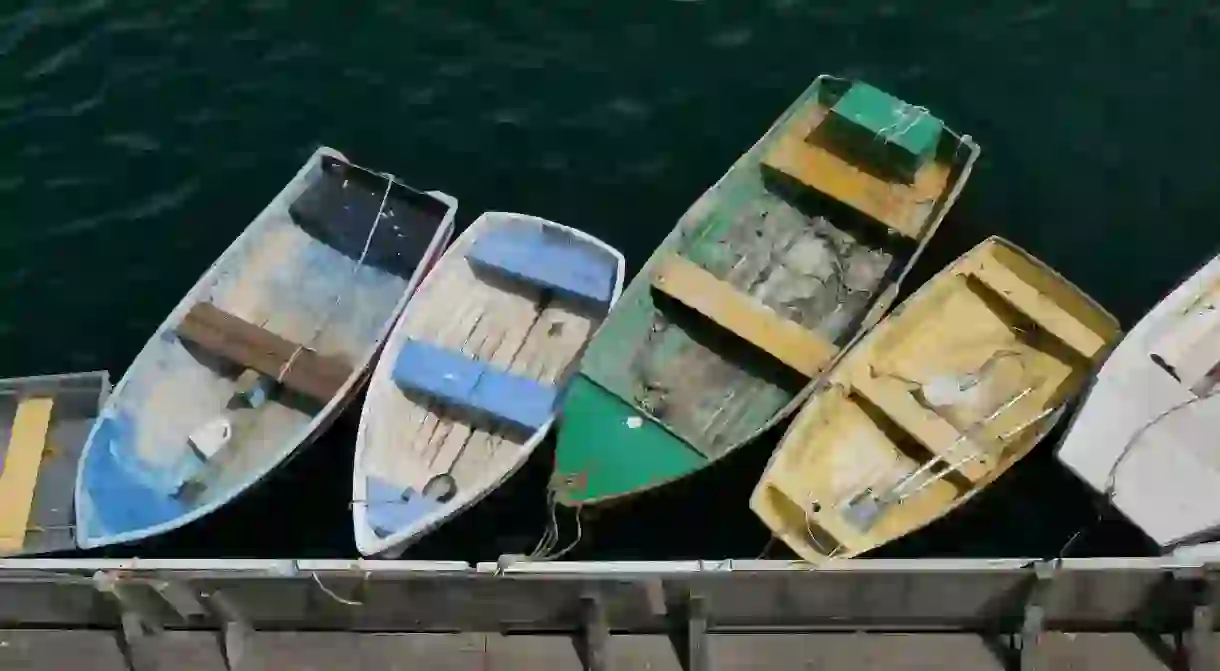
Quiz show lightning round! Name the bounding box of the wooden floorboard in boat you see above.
[364,243,597,496]
[584,189,895,459]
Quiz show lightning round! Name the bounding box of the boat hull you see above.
[752,237,1121,562]
[554,75,981,506]
[73,148,457,550]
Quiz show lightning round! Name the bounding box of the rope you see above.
[755,536,777,560]
[805,502,843,562]
[872,103,930,145]
[525,489,583,561]
[310,571,366,607]
[277,173,395,384]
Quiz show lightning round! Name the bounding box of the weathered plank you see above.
[761,106,951,238]
[0,398,55,552]
[968,258,1108,359]
[467,225,618,306]
[850,376,992,482]
[651,255,839,377]
[177,302,353,402]
[583,176,894,459]
[390,339,558,434]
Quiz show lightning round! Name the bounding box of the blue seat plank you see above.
[80,414,189,538]
[391,339,558,435]
[364,476,444,538]
[466,226,616,306]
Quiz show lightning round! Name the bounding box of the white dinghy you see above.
[1057,252,1220,550]
[353,212,625,557]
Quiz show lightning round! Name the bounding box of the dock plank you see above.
[1,631,1183,671]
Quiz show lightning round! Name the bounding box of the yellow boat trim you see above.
[651,254,839,377]
[761,105,951,239]
[967,257,1108,358]
[0,397,55,552]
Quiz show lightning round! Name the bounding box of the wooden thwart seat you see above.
[650,255,838,377]
[391,339,558,435]
[967,258,1108,359]
[177,303,353,402]
[0,397,54,552]
[761,109,951,239]
[850,376,991,482]
[466,226,617,307]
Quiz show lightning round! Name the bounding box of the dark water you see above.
[2,1,1217,559]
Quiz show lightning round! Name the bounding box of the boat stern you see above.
[552,376,705,506]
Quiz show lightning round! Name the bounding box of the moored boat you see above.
[551,75,981,507]
[354,212,624,557]
[74,147,457,550]
[752,237,1120,563]
[1057,251,1220,550]
[0,371,110,556]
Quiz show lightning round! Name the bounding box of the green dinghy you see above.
[552,75,980,506]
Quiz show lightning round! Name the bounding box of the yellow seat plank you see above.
[968,258,1107,359]
[0,397,55,552]
[761,110,951,239]
[651,255,838,377]
[850,376,991,482]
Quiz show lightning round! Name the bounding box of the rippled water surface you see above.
[2,1,1217,558]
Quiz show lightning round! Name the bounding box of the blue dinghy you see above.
[74,147,457,550]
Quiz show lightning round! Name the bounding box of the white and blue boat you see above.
[74,147,457,550]
[353,211,625,557]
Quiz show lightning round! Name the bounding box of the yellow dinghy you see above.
[750,237,1120,563]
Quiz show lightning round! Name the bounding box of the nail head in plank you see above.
[650,255,838,378]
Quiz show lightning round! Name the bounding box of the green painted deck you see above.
[553,75,979,506]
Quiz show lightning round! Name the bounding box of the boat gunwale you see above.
[73,147,459,550]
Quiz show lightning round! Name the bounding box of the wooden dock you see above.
[1,556,1218,670]
[0,629,1196,670]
